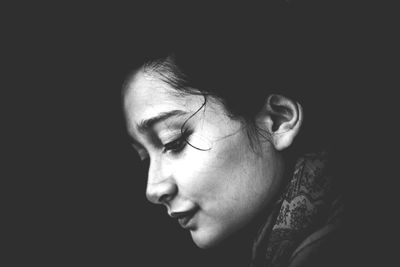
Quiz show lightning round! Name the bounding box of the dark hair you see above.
[130,52,282,151]
[122,8,339,158]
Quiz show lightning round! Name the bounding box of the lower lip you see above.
[178,211,197,229]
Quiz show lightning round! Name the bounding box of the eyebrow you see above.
[137,109,188,133]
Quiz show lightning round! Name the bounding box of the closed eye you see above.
[163,129,191,154]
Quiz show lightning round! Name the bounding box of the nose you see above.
[145,158,178,205]
[146,180,177,204]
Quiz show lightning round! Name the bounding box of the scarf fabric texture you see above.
[250,152,344,267]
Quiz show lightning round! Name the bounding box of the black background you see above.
[4,1,394,266]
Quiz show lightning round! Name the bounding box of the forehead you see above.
[123,71,204,133]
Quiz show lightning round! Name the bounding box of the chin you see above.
[190,226,230,249]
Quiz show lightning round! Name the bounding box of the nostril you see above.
[158,194,171,204]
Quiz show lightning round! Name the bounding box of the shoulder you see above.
[286,152,345,267]
[250,151,345,267]
[288,224,346,267]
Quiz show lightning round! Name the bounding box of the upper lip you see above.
[169,208,198,219]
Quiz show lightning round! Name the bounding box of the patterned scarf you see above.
[250,152,343,267]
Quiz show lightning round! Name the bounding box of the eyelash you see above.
[163,129,190,154]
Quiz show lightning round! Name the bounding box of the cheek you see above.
[174,133,253,204]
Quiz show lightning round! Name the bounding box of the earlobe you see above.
[256,94,303,151]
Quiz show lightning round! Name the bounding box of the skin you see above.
[123,70,286,249]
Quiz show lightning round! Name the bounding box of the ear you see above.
[255,94,303,151]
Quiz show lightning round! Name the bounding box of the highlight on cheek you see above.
[130,142,149,162]
[130,146,150,170]
[137,150,149,161]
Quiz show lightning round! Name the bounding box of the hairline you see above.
[124,59,271,154]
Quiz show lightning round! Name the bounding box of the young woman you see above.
[121,13,345,266]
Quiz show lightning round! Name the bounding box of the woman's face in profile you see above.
[124,70,284,248]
